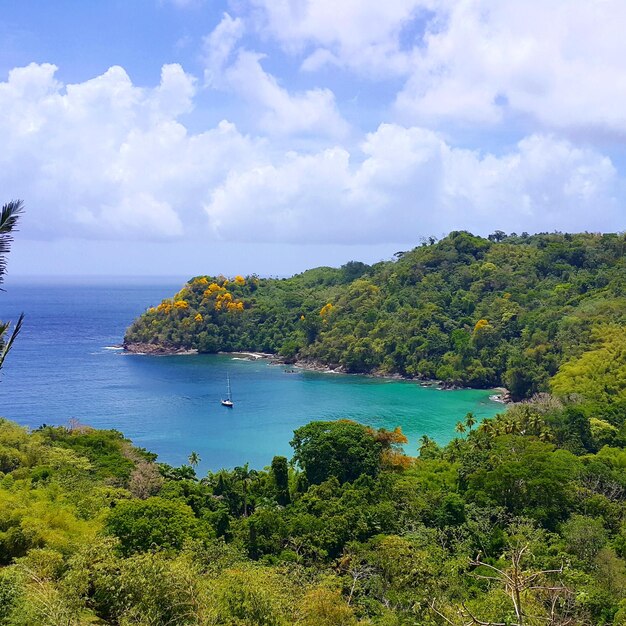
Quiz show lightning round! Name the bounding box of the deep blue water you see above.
[0,280,503,473]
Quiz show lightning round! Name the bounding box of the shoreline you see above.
[289,358,510,402]
[122,342,198,356]
[122,342,511,403]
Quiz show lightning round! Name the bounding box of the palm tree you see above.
[0,200,24,373]
[455,421,466,435]
[539,429,553,442]
[418,434,434,456]
[234,462,258,517]
[479,419,494,436]
[449,437,463,459]
[528,413,542,435]
[188,451,200,469]
[0,200,22,281]
[0,316,23,372]
[503,419,521,435]
[464,411,476,431]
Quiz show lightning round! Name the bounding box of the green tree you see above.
[418,434,439,458]
[188,451,200,469]
[208,566,290,625]
[290,420,383,485]
[561,515,607,564]
[0,200,24,372]
[465,438,579,528]
[299,587,356,626]
[552,325,626,406]
[234,462,258,517]
[270,456,290,506]
[88,542,203,626]
[105,497,202,555]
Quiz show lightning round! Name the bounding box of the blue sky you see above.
[2,0,625,276]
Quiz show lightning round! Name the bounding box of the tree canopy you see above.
[290,421,384,485]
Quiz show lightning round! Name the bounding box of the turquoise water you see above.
[1,280,503,473]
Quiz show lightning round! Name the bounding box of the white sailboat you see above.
[221,374,234,407]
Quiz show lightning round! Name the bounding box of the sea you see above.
[0,278,503,474]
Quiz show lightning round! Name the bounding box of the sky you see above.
[1,0,626,277]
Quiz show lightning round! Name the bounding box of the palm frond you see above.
[0,312,24,371]
[0,200,24,284]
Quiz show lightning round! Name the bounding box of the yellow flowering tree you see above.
[473,319,490,333]
[472,318,497,349]
[203,283,223,298]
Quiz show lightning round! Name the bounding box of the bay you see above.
[0,280,503,473]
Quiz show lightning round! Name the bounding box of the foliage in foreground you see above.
[2,377,626,624]
[0,200,24,373]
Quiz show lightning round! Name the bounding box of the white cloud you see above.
[396,0,626,134]
[250,0,425,75]
[250,0,626,137]
[75,193,185,238]
[223,50,348,136]
[151,63,197,118]
[0,63,619,247]
[203,12,245,87]
[205,124,618,242]
[207,147,352,238]
[203,13,349,137]
[0,63,263,240]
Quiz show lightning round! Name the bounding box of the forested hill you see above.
[124,231,626,400]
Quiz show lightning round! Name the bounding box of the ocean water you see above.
[0,279,503,473]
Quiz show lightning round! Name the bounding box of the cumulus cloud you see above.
[0,63,263,240]
[250,0,626,137]
[223,50,348,136]
[249,0,425,75]
[0,63,619,247]
[396,0,626,134]
[203,12,245,87]
[203,13,348,137]
[205,125,618,242]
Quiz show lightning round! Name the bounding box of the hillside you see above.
[3,385,626,624]
[124,231,626,399]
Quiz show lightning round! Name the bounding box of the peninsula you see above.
[125,230,626,401]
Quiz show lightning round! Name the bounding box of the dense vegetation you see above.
[125,231,626,400]
[3,378,626,624]
[5,218,626,623]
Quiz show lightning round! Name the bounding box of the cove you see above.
[1,281,503,473]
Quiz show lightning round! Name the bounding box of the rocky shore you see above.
[123,343,511,402]
[123,342,198,356]
[490,387,512,403]
[282,357,511,401]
